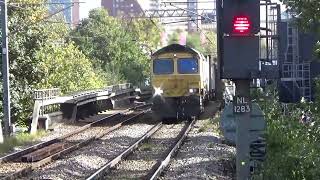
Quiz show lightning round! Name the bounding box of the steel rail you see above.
[1,105,151,180]
[86,122,163,180]
[146,118,196,180]
[1,111,148,180]
[0,103,150,163]
[0,113,120,164]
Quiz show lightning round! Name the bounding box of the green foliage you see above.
[71,8,161,85]
[167,29,217,56]
[280,0,320,60]
[186,31,217,56]
[168,31,180,44]
[2,0,64,125]
[125,18,162,50]
[203,31,217,56]
[198,113,221,135]
[139,142,153,151]
[0,0,107,126]
[36,43,105,93]
[281,0,320,33]
[0,130,46,155]
[315,41,320,59]
[0,1,161,129]
[186,32,203,52]
[258,80,320,180]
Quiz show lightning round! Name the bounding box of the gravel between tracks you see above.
[105,122,187,179]
[20,114,156,180]
[41,109,127,142]
[0,162,29,177]
[0,111,128,177]
[161,102,236,180]
[0,110,122,157]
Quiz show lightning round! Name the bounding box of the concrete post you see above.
[1,0,11,136]
[235,80,251,180]
[70,104,77,123]
[30,101,41,134]
[0,120,3,143]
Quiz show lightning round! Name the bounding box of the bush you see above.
[258,81,320,180]
[36,43,106,93]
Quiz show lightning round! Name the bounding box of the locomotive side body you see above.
[151,44,214,121]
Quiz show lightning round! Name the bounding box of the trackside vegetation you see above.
[0,130,46,155]
[251,80,320,179]
[258,1,320,179]
[0,1,161,130]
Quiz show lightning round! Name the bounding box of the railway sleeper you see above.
[21,142,68,162]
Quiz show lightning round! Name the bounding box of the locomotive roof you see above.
[152,44,201,57]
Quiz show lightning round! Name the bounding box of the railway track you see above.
[87,118,196,180]
[19,112,157,179]
[0,104,151,180]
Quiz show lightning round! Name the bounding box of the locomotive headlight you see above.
[154,87,163,96]
[189,88,198,94]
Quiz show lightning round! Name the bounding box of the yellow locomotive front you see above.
[151,44,209,121]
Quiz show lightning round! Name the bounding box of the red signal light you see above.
[233,16,251,35]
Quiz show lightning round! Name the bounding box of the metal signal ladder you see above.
[282,21,311,101]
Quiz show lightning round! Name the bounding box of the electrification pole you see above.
[1,0,11,137]
[0,120,3,143]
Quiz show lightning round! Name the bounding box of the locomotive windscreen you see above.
[153,59,174,74]
[177,58,198,74]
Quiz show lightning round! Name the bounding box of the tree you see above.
[315,41,320,58]
[186,32,202,51]
[36,43,105,93]
[0,0,106,127]
[202,31,217,56]
[168,29,183,44]
[2,0,68,125]
[166,29,217,56]
[124,18,163,50]
[168,31,180,44]
[281,0,320,33]
[71,8,159,85]
[281,0,320,58]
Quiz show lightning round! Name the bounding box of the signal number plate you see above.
[233,96,251,114]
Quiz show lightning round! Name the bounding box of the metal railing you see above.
[33,88,60,100]
[34,83,132,100]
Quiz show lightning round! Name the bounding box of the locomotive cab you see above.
[151,44,214,121]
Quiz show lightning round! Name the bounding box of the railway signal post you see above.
[218,0,261,179]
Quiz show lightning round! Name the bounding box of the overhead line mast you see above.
[1,0,11,137]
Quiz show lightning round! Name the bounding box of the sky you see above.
[79,0,101,20]
[78,0,287,20]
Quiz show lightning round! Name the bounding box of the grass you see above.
[138,142,153,151]
[208,142,215,148]
[0,130,47,155]
[220,153,236,178]
[198,112,222,135]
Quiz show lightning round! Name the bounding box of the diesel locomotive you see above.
[151,44,215,121]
